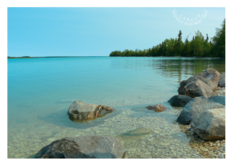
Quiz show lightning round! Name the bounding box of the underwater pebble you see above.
[8,107,222,158]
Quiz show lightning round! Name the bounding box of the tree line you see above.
[109,19,225,58]
[8,56,32,59]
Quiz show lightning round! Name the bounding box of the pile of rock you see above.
[180,125,225,158]
[32,100,123,158]
[32,68,226,159]
[168,68,225,142]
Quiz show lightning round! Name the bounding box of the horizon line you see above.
[8,56,109,57]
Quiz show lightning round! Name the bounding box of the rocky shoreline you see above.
[30,68,225,159]
[174,68,225,159]
[180,124,225,158]
[142,68,226,158]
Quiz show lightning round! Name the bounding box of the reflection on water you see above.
[8,57,225,158]
[111,57,225,84]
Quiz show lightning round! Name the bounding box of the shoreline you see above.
[8,56,224,59]
[109,56,224,59]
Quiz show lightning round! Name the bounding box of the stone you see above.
[168,95,193,107]
[222,140,225,143]
[67,100,114,121]
[117,128,153,141]
[177,96,225,125]
[220,153,224,158]
[146,104,166,112]
[178,74,217,93]
[218,72,225,87]
[191,108,225,141]
[209,96,225,105]
[34,136,124,158]
[178,79,213,98]
[223,145,227,152]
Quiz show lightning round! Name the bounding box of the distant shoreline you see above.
[7,56,107,59]
[7,56,224,59]
[109,56,224,59]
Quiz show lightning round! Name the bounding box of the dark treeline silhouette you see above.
[8,56,31,59]
[110,19,225,58]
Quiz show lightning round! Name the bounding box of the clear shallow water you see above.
[7,57,225,158]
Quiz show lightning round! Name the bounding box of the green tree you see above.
[175,30,183,56]
[193,31,204,57]
[109,19,225,58]
[212,19,225,58]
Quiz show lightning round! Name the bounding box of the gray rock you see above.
[209,96,225,105]
[222,143,227,152]
[168,95,193,107]
[34,136,125,158]
[178,79,213,98]
[191,108,225,140]
[177,96,225,125]
[68,100,114,121]
[178,74,217,94]
[218,72,225,87]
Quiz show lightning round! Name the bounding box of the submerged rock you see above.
[117,127,153,141]
[191,108,225,140]
[168,95,193,107]
[146,104,166,112]
[34,136,124,158]
[177,96,224,125]
[68,100,114,121]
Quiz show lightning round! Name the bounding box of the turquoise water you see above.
[8,57,225,158]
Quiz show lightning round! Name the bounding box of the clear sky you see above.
[7,7,225,57]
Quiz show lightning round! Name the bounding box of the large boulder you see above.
[178,74,217,93]
[191,108,225,140]
[178,69,220,97]
[178,79,213,98]
[68,100,114,121]
[218,72,225,87]
[168,95,193,107]
[34,136,125,158]
[209,96,225,105]
[177,96,225,125]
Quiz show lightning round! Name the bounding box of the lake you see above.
[7,57,225,158]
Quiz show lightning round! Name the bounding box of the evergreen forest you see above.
[109,19,225,58]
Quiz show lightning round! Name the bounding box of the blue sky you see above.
[7,7,225,57]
